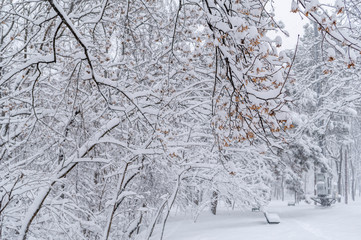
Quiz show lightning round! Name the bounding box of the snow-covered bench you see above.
[251,206,260,212]
[287,202,296,206]
[264,212,280,224]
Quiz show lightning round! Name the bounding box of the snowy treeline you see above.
[1,0,361,239]
[273,21,361,203]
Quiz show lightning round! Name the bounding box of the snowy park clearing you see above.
[151,200,361,240]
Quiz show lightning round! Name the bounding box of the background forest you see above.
[1,0,361,239]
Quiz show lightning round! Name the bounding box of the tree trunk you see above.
[294,190,297,204]
[281,174,285,201]
[345,149,348,204]
[314,164,317,205]
[211,191,218,215]
[304,173,307,196]
[337,147,343,202]
[350,160,355,201]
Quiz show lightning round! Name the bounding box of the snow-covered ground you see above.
[152,200,361,240]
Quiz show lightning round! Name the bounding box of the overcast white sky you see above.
[273,0,308,50]
[272,0,335,50]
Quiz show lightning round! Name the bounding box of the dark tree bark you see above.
[211,191,218,215]
[345,149,348,204]
[351,160,355,202]
[337,147,343,202]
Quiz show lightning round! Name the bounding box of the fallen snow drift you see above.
[150,200,361,240]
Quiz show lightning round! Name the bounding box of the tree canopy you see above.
[1,1,361,239]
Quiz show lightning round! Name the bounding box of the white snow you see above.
[150,200,361,240]
[291,0,299,12]
[345,107,358,116]
[326,48,336,59]
[335,0,344,9]
[275,36,282,47]
[248,26,259,39]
